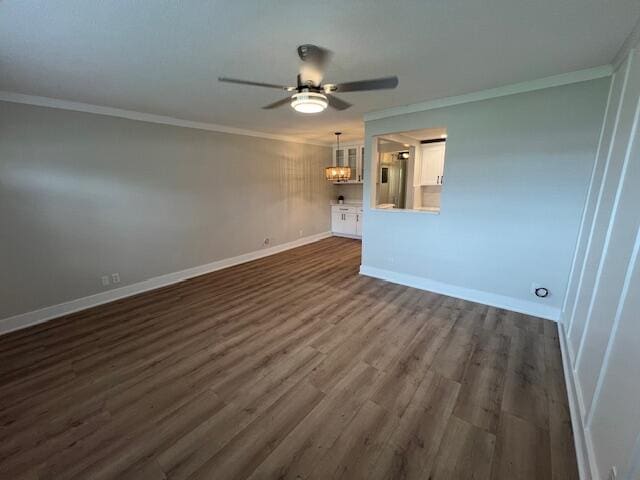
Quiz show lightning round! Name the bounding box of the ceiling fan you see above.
[218,44,398,114]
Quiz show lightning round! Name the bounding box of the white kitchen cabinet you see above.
[331,205,362,238]
[333,142,364,183]
[417,142,446,186]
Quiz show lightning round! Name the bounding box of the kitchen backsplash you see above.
[335,183,363,203]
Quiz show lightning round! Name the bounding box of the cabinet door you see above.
[436,143,446,184]
[331,212,347,234]
[420,143,446,185]
[357,145,365,182]
[355,213,362,236]
[344,213,358,235]
[334,148,345,167]
[346,147,358,181]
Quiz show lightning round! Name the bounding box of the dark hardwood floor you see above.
[0,236,578,480]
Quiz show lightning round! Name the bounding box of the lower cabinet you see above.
[331,205,363,238]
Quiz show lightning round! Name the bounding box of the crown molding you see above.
[364,65,613,122]
[0,91,331,147]
[613,14,640,70]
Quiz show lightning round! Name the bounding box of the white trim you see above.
[572,52,634,364]
[567,53,633,341]
[627,433,640,480]
[587,218,640,428]
[332,233,362,240]
[0,91,330,147]
[561,68,616,327]
[577,94,640,379]
[358,265,560,321]
[0,232,331,336]
[612,15,640,70]
[559,324,599,480]
[364,65,613,122]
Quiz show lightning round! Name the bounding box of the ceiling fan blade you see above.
[327,95,352,111]
[218,77,290,90]
[262,97,291,110]
[331,76,399,92]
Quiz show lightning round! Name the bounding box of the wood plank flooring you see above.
[0,236,579,479]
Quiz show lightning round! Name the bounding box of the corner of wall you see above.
[0,231,331,337]
[359,264,560,321]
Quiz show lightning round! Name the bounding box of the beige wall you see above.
[0,101,333,319]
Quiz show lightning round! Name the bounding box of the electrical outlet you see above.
[111,273,120,284]
[263,237,270,246]
[101,275,110,287]
[531,283,550,298]
[608,466,617,480]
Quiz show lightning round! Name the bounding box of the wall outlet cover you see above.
[531,282,550,298]
[101,275,110,287]
[111,273,121,284]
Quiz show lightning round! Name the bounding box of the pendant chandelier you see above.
[325,132,351,182]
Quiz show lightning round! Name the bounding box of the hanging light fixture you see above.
[325,132,352,182]
[291,91,328,114]
[325,165,352,181]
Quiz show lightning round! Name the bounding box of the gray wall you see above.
[562,47,640,479]
[362,78,610,318]
[0,101,333,319]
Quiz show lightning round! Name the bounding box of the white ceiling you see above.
[1,1,639,144]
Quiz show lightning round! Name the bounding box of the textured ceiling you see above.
[1,1,639,144]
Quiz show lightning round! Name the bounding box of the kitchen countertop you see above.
[372,205,440,215]
[329,202,439,214]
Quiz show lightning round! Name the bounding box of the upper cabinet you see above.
[333,142,364,183]
[416,142,446,186]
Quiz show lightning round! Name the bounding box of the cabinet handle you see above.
[436,175,440,184]
[440,175,444,184]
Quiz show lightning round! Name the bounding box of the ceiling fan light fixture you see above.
[291,92,328,113]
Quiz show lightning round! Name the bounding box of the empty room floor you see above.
[0,237,578,480]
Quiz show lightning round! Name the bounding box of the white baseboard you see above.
[358,265,560,321]
[0,231,331,336]
[558,324,600,480]
[331,232,362,240]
